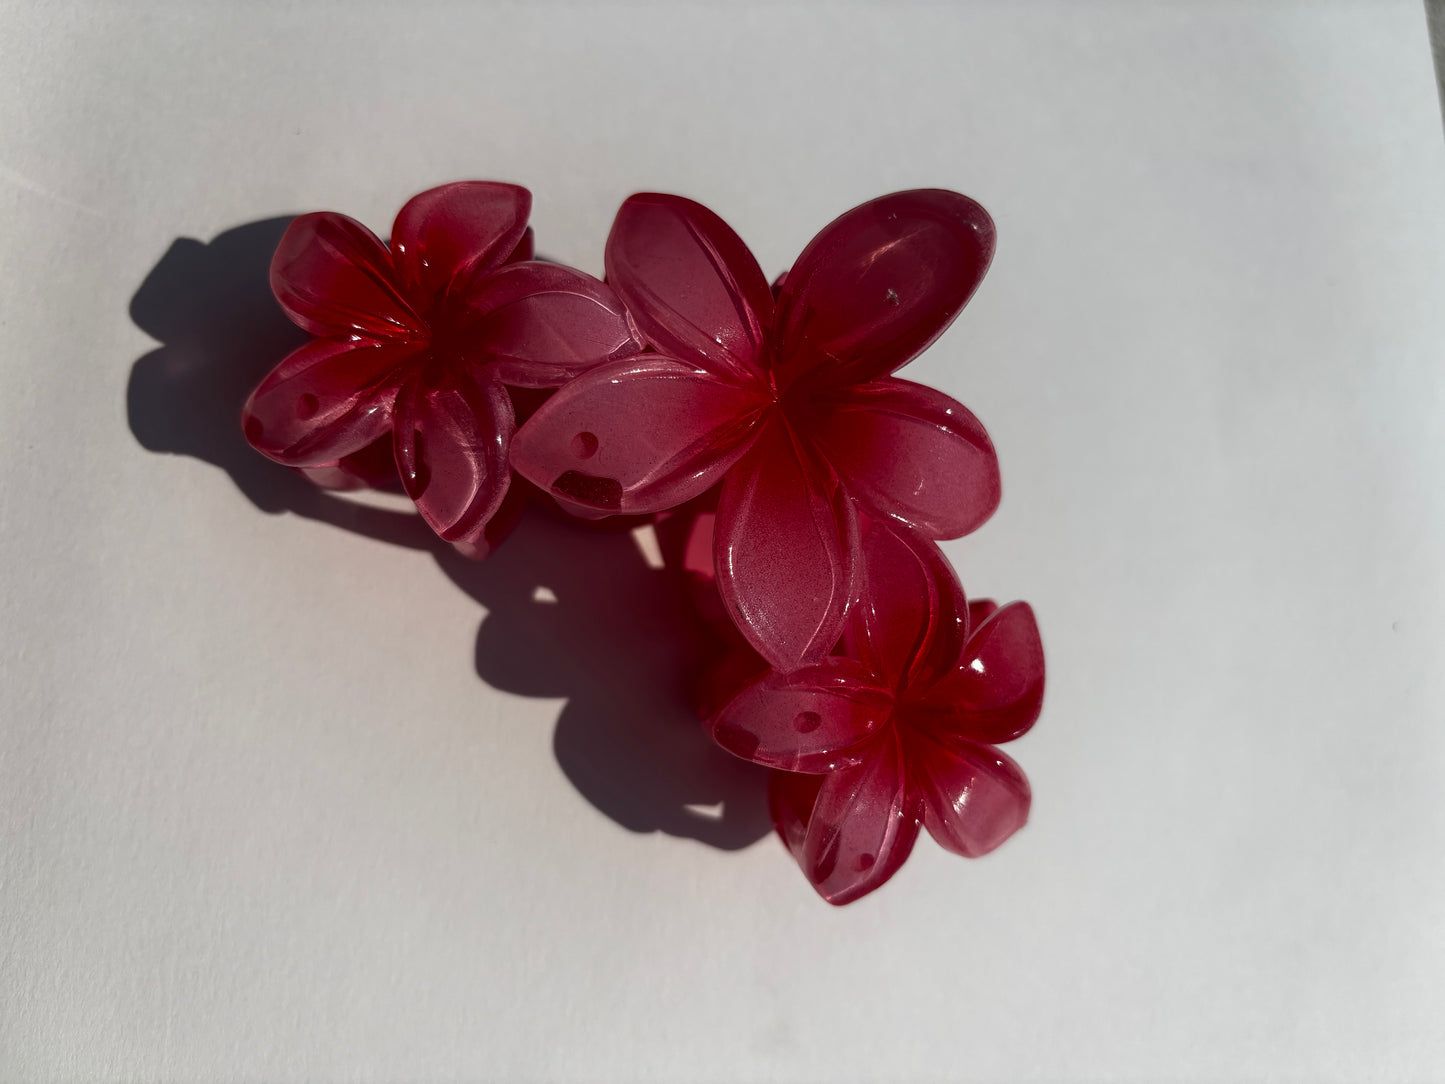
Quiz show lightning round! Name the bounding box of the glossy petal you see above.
[468,261,640,387]
[695,640,769,723]
[390,181,532,307]
[800,732,921,905]
[391,368,514,545]
[967,598,999,629]
[508,227,535,264]
[241,337,419,466]
[849,519,969,693]
[909,602,1045,745]
[270,212,423,340]
[297,462,367,492]
[715,423,859,673]
[605,193,773,378]
[675,507,733,632]
[450,472,532,561]
[815,377,1001,539]
[297,432,404,491]
[707,657,893,772]
[510,354,765,516]
[913,737,1031,858]
[769,770,824,867]
[775,190,995,388]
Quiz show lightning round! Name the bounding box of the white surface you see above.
[3,2,1445,1080]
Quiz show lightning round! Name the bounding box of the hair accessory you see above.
[241,181,1045,904]
[241,181,638,553]
[510,189,1001,671]
[702,516,1043,904]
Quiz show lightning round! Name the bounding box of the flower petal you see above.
[450,472,532,561]
[775,189,995,387]
[707,658,893,772]
[715,423,859,673]
[769,770,824,866]
[508,227,535,264]
[466,261,640,387]
[391,367,514,545]
[800,732,921,905]
[967,599,999,629]
[270,212,423,339]
[605,193,773,378]
[909,602,1045,745]
[510,354,766,516]
[913,737,1030,858]
[297,432,404,491]
[848,519,969,693]
[241,337,419,466]
[390,181,532,308]
[816,378,1001,539]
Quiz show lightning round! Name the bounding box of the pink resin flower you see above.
[510,190,1001,671]
[242,181,639,547]
[706,519,1044,904]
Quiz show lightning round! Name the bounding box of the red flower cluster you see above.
[243,182,638,548]
[244,181,1044,904]
[706,518,1043,904]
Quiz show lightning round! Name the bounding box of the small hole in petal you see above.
[297,393,319,419]
[572,431,598,458]
[854,853,876,872]
[794,711,821,733]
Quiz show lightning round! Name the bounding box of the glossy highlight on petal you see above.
[510,354,766,516]
[714,424,859,673]
[605,193,773,377]
[775,189,995,387]
[390,181,532,307]
[391,368,514,545]
[707,658,892,772]
[270,212,423,340]
[242,337,419,466]
[816,378,1001,539]
[910,602,1045,745]
[468,261,640,387]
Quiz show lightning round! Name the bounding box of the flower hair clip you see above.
[242,180,1045,904]
[701,515,1043,904]
[242,182,638,554]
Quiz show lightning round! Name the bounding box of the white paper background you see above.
[3,2,1444,1080]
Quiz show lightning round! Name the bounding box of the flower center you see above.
[768,365,827,437]
[418,291,486,368]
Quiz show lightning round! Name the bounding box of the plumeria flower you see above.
[706,519,1044,905]
[242,181,639,548]
[510,190,1002,671]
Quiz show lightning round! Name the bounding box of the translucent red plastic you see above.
[234,180,1045,906]
[242,181,639,547]
[705,519,1044,905]
[510,190,1001,672]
